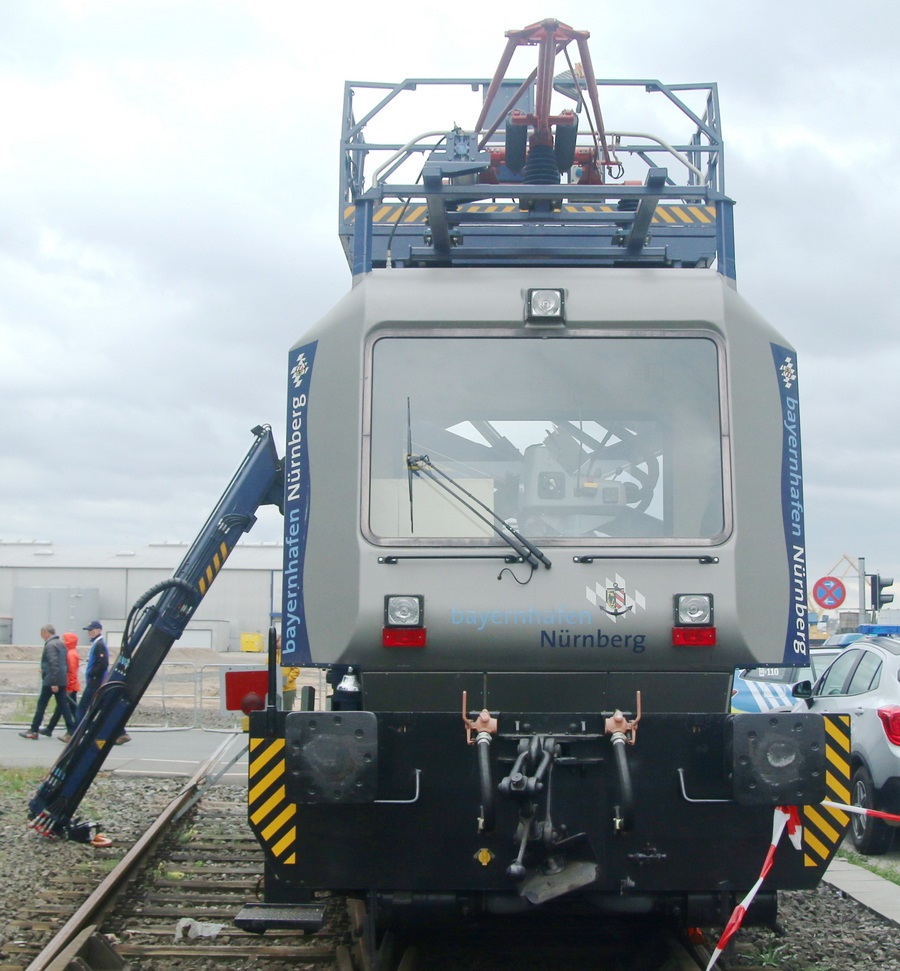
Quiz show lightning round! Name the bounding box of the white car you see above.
[793,635,900,853]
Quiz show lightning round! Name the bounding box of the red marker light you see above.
[382,627,427,648]
[672,626,717,646]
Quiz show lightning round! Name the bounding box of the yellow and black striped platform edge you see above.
[248,735,297,864]
[800,713,851,868]
[344,202,716,226]
[197,541,231,596]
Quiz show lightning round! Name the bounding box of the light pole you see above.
[858,556,867,626]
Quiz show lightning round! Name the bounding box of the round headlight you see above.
[386,596,421,626]
[677,594,712,625]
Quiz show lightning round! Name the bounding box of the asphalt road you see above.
[0,723,250,784]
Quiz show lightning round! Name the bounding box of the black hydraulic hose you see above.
[120,577,198,662]
[610,734,635,832]
[476,731,495,833]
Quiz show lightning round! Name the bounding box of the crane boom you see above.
[28,425,284,841]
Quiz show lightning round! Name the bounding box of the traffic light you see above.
[871,574,895,611]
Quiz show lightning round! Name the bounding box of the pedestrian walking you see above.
[43,631,80,738]
[75,620,109,725]
[19,624,76,739]
[75,621,131,744]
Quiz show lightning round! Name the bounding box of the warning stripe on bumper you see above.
[247,736,297,864]
[802,713,851,867]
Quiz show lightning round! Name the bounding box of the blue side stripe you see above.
[771,343,809,664]
[281,341,317,664]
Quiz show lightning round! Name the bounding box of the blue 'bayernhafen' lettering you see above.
[283,507,303,652]
[784,396,803,538]
[450,607,592,632]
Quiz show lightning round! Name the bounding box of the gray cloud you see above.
[0,0,897,602]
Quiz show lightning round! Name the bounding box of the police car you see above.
[730,664,813,713]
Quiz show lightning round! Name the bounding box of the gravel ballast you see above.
[0,773,185,961]
[2,771,900,969]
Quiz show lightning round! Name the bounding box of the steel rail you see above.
[25,731,241,971]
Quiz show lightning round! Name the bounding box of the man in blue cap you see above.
[75,621,130,744]
[74,621,109,731]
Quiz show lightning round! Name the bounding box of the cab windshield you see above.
[367,334,726,545]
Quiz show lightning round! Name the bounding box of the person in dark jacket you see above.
[42,631,80,737]
[19,624,76,739]
[75,620,108,726]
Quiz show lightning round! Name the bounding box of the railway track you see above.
[2,740,771,971]
[8,737,348,971]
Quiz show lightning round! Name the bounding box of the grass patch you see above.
[74,858,119,875]
[0,695,37,725]
[0,766,45,796]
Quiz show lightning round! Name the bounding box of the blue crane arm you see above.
[28,424,284,840]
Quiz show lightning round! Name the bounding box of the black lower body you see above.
[247,702,836,933]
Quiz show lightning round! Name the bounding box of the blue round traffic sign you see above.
[813,576,846,609]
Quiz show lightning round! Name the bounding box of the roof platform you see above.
[340,73,734,277]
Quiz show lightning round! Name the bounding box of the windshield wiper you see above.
[406,453,551,570]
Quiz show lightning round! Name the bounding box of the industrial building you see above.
[0,540,283,651]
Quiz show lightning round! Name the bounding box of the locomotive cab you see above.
[248,266,845,936]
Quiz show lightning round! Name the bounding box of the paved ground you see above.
[826,855,900,924]
[1,721,250,784]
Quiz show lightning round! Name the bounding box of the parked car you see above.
[793,635,900,853]
[808,645,848,678]
[731,664,814,713]
[820,632,864,649]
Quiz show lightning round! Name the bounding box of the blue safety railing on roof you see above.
[339,77,734,277]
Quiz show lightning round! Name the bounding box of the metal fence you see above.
[0,659,328,732]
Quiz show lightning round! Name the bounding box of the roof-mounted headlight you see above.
[526,288,565,325]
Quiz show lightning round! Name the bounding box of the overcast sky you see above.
[1,0,897,607]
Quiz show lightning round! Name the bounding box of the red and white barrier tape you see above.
[705,806,802,971]
[706,799,900,969]
[821,800,900,823]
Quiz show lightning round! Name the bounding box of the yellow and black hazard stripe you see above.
[800,713,851,868]
[197,541,231,596]
[248,735,298,864]
[343,202,716,226]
